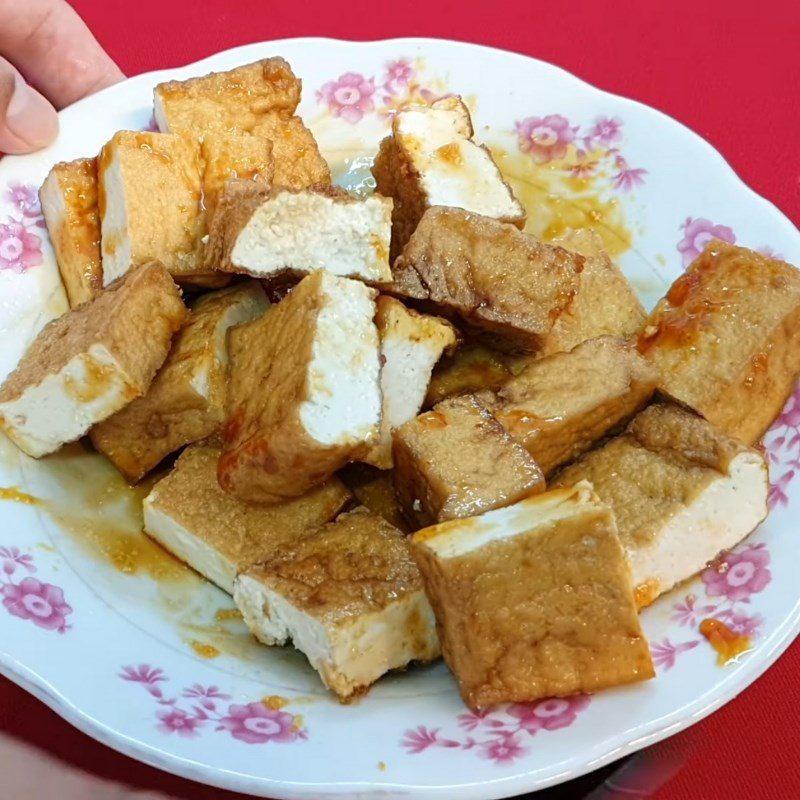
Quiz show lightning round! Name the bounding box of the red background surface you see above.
[2,1,799,798]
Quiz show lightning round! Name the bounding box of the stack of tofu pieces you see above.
[3,57,799,710]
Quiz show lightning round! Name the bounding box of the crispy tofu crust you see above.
[144,443,352,591]
[393,394,545,527]
[219,271,380,503]
[488,336,658,476]
[90,282,268,482]
[543,229,646,355]
[154,58,301,136]
[0,263,186,455]
[638,241,800,444]
[391,207,584,353]
[39,158,103,307]
[411,484,654,709]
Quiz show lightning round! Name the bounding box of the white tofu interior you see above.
[420,481,598,559]
[143,493,236,593]
[230,192,392,282]
[0,344,137,458]
[234,573,439,695]
[99,149,133,285]
[153,92,170,133]
[299,275,381,446]
[396,102,523,221]
[630,451,767,596]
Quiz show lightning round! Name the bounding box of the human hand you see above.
[0,0,123,154]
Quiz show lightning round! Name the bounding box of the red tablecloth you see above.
[2,1,799,798]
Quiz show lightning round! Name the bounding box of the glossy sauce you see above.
[699,617,752,665]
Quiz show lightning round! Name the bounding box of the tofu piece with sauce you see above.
[487,337,658,476]
[393,394,545,528]
[39,158,103,307]
[637,242,800,445]
[213,187,393,283]
[219,271,381,504]
[410,482,654,709]
[552,403,769,608]
[143,443,352,594]
[391,207,585,353]
[364,297,458,469]
[90,282,268,482]
[234,507,440,701]
[0,262,186,457]
[373,97,525,257]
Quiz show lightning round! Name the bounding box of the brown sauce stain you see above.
[188,640,221,659]
[417,411,448,430]
[0,486,39,505]
[633,578,661,610]
[699,618,752,665]
[215,608,243,622]
[63,357,119,404]
[262,695,289,710]
[436,142,463,165]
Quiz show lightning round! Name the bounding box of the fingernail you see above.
[5,73,58,148]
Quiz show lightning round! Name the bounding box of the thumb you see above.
[0,56,59,155]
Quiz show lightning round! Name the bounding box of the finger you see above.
[0,0,124,109]
[0,56,58,154]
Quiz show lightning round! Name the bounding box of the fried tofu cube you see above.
[39,158,103,307]
[489,337,657,476]
[252,113,331,190]
[233,507,440,701]
[143,443,352,593]
[364,297,457,469]
[0,263,186,457]
[219,271,381,503]
[339,464,409,533]
[543,229,646,355]
[373,97,525,257]
[154,57,302,136]
[199,133,274,222]
[638,242,800,444]
[411,482,654,709]
[391,207,584,353]
[90,282,268,482]
[552,403,768,608]
[98,131,205,285]
[213,186,392,283]
[393,394,544,527]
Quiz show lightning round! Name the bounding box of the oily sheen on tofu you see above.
[0,263,186,457]
[411,482,654,709]
[552,403,769,608]
[373,97,525,258]
[219,271,381,503]
[143,443,352,594]
[233,507,440,701]
[39,157,103,308]
[90,282,268,482]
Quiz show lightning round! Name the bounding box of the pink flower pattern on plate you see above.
[120,665,307,745]
[515,115,576,163]
[764,382,800,508]
[0,182,46,274]
[0,547,72,633]
[701,545,771,603]
[316,72,376,123]
[587,116,623,146]
[676,217,736,268]
[402,696,591,764]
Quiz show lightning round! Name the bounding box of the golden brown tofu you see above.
[339,464,409,533]
[233,507,439,701]
[543,229,646,355]
[39,158,103,307]
[365,297,457,469]
[638,241,800,444]
[154,57,302,136]
[252,113,331,190]
[219,271,381,504]
[391,207,584,353]
[143,443,352,593]
[98,131,205,285]
[199,133,274,222]
[552,404,768,608]
[393,394,545,528]
[488,337,658,476]
[372,97,525,258]
[410,482,654,709]
[90,282,268,482]
[0,263,186,457]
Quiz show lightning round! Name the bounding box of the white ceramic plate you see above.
[0,37,798,800]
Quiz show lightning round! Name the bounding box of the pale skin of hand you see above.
[0,0,123,154]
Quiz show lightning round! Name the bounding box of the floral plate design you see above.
[0,38,798,800]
